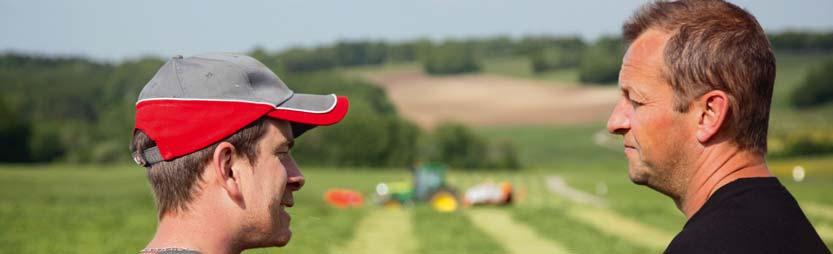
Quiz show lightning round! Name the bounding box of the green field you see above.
[2,158,832,253]
[480,56,582,85]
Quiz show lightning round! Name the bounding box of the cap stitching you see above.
[136,95,339,114]
[171,57,187,97]
[136,97,276,107]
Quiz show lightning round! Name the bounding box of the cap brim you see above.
[267,94,349,136]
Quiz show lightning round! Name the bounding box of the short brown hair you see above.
[623,0,776,154]
[131,118,269,217]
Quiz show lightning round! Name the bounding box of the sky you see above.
[1,0,831,62]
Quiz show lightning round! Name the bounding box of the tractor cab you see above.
[375,163,460,212]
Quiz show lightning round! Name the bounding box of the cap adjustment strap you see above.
[133,146,163,168]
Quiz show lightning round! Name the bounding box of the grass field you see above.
[480,56,582,85]
[2,159,831,253]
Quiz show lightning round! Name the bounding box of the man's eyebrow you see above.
[275,140,295,152]
[620,83,647,100]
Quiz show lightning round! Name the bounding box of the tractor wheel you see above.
[429,188,459,212]
[383,199,402,209]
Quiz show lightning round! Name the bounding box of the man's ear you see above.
[695,90,730,144]
[213,142,243,202]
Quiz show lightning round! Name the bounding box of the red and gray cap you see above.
[133,53,349,167]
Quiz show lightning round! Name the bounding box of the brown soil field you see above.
[358,70,619,129]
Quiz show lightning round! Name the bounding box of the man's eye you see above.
[276,151,291,160]
[629,99,644,108]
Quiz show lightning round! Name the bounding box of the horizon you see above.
[2,0,832,62]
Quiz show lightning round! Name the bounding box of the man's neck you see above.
[145,208,240,254]
[679,145,771,218]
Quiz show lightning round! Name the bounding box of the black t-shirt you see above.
[665,177,830,254]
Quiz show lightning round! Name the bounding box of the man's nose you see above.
[607,98,631,135]
[284,157,305,191]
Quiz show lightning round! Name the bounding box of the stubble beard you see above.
[630,144,689,202]
[238,197,292,250]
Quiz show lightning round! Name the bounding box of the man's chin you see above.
[628,167,650,185]
[629,176,650,186]
[273,209,292,246]
[275,229,292,247]
[239,230,292,250]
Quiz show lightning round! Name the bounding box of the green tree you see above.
[491,140,521,170]
[791,58,833,108]
[277,47,337,73]
[0,97,31,162]
[425,123,522,170]
[578,36,624,85]
[423,42,481,75]
[430,123,489,169]
[531,47,582,73]
[285,73,420,167]
[332,40,387,66]
[769,31,833,52]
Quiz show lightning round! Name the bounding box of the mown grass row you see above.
[448,171,674,253]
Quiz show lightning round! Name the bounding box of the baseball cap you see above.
[133,53,349,167]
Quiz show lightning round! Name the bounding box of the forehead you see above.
[262,119,293,147]
[620,29,671,90]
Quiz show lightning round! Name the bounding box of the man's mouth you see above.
[623,137,637,150]
[624,144,637,154]
[281,195,294,207]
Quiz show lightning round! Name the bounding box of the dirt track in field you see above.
[360,70,619,129]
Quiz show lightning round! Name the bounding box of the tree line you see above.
[257,31,830,84]
[0,53,519,169]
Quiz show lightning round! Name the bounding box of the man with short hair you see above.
[609,1,829,253]
[131,53,349,253]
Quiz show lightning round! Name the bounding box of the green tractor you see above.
[374,163,460,212]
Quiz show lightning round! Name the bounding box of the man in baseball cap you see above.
[130,53,348,253]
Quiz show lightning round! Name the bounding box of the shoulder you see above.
[664,212,759,254]
[665,178,830,254]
